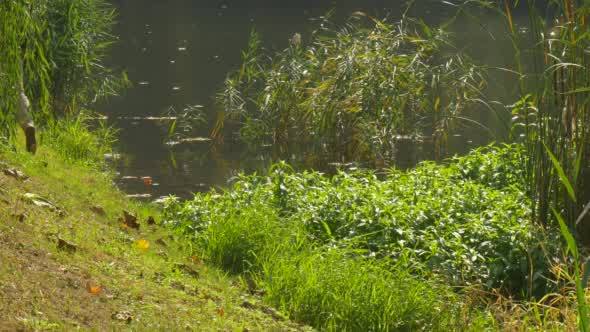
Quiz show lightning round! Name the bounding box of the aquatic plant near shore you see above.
[214,17,486,165]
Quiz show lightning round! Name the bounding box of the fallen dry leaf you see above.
[121,210,140,229]
[3,168,29,181]
[217,307,225,317]
[155,238,167,247]
[146,216,156,225]
[112,311,133,323]
[86,282,102,295]
[190,255,203,266]
[57,238,77,253]
[175,263,200,278]
[90,205,106,216]
[136,239,150,250]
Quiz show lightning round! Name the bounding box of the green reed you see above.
[214,16,486,165]
[500,0,590,231]
[495,0,590,329]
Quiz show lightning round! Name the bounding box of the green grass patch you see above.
[0,129,306,331]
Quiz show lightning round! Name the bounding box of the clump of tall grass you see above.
[214,16,485,165]
[258,246,471,331]
[41,112,117,166]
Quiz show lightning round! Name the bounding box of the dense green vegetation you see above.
[501,0,590,231]
[0,0,124,138]
[162,144,558,329]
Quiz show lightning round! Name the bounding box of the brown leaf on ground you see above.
[90,205,106,216]
[3,168,29,181]
[262,306,285,321]
[174,263,200,278]
[121,211,140,229]
[11,213,26,222]
[217,307,225,317]
[241,300,256,310]
[146,216,156,225]
[57,238,77,253]
[87,282,102,295]
[190,255,203,266]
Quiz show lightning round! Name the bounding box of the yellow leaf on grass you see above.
[136,239,150,250]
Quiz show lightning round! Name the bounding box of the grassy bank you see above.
[0,130,308,331]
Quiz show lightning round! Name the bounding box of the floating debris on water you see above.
[126,193,152,199]
[138,81,150,86]
[141,176,153,186]
[117,116,178,121]
[178,47,187,51]
[89,114,108,120]
[104,153,122,161]
[152,196,172,205]
[392,135,422,142]
[172,86,181,91]
[165,137,212,147]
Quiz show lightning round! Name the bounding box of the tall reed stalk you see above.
[496,0,590,329]
[502,0,590,233]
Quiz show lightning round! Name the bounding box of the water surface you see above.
[100,0,527,199]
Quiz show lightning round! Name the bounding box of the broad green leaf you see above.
[552,207,578,259]
[544,142,577,203]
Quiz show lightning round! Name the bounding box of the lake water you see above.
[99,0,531,199]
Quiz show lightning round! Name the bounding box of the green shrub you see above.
[164,195,473,330]
[165,144,555,296]
[163,144,551,329]
[197,204,285,274]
